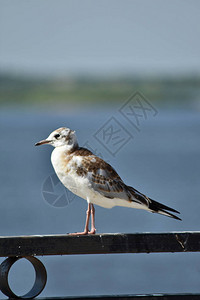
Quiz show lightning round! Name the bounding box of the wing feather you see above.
[75,153,149,207]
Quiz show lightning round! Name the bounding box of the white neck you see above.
[59,141,78,153]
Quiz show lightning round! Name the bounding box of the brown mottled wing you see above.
[76,152,149,206]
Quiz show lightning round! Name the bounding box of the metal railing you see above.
[0,231,200,299]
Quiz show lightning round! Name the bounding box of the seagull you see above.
[35,127,181,235]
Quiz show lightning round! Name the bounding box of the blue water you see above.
[0,107,200,297]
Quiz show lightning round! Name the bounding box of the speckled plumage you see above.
[36,127,181,234]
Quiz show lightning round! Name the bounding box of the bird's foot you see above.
[68,230,89,236]
[68,228,96,236]
[88,227,96,235]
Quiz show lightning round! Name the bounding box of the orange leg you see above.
[69,203,96,235]
[89,204,96,234]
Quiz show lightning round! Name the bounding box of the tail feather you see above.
[149,199,181,221]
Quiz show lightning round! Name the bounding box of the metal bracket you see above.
[0,256,47,299]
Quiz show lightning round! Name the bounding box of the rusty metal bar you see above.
[0,231,200,257]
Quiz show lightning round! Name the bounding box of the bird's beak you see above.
[35,139,51,146]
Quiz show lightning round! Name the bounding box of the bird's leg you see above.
[83,203,91,234]
[69,203,91,235]
[89,204,96,234]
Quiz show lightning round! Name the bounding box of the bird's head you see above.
[35,127,78,149]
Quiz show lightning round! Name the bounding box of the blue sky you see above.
[1,0,200,76]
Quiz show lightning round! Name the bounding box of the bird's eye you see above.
[54,134,60,139]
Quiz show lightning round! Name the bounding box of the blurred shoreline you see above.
[0,73,200,111]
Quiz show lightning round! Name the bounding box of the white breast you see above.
[51,147,98,202]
